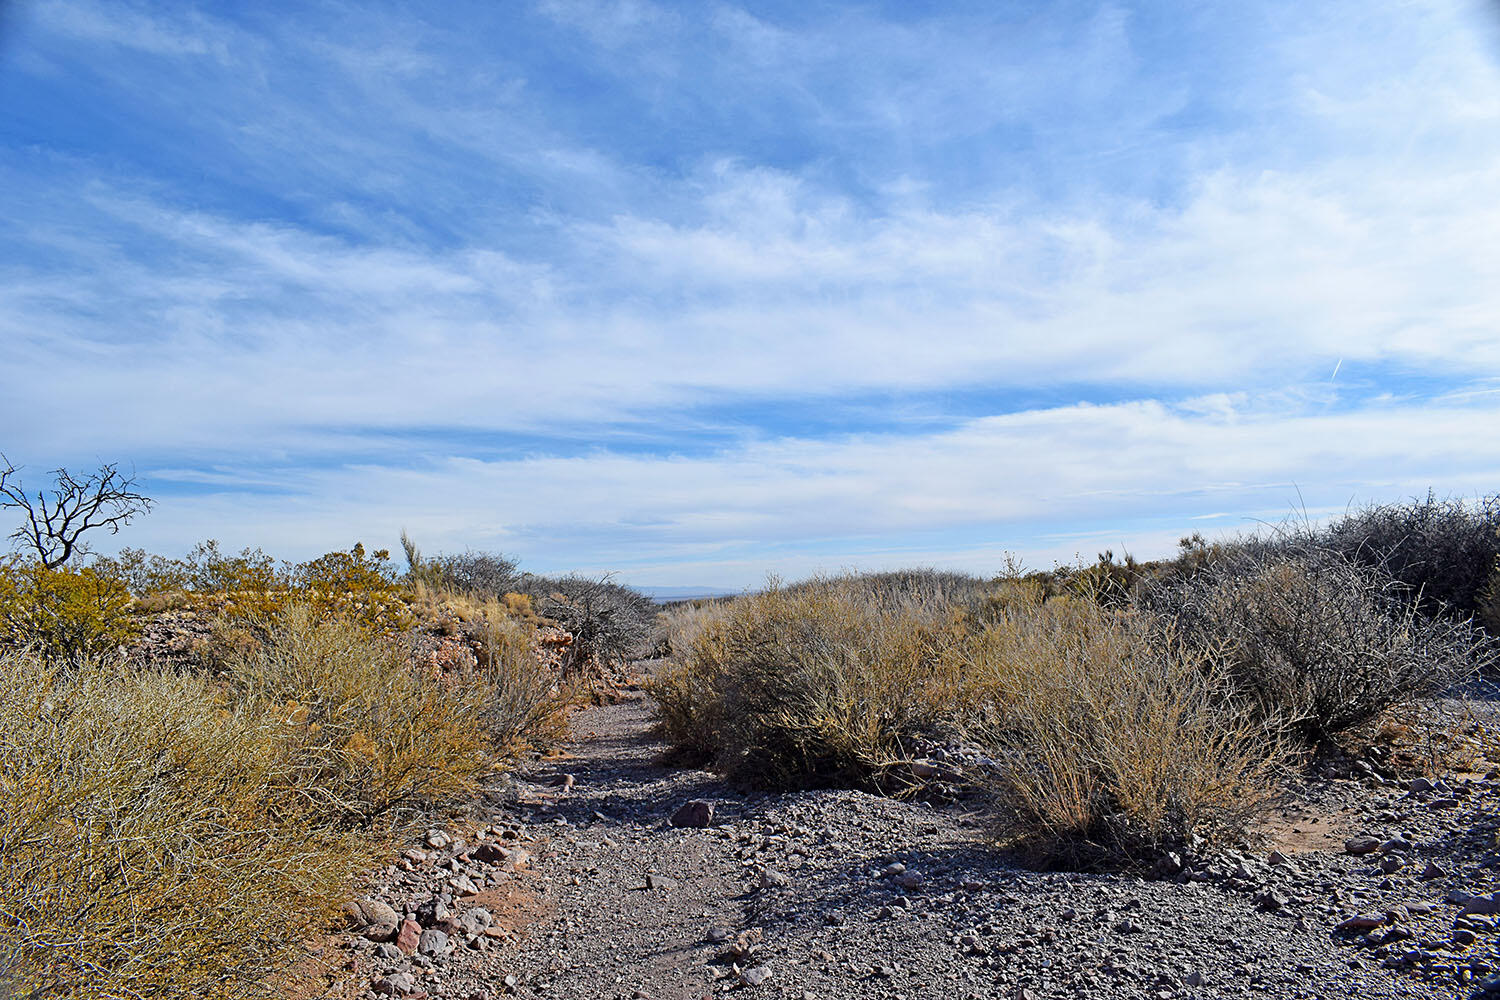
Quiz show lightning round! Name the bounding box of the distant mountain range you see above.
[639,585,741,603]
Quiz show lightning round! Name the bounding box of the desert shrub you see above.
[227,605,499,824]
[1483,555,1500,636]
[959,597,1288,861]
[1317,492,1500,616]
[399,533,522,600]
[0,559,137,662]
[471,613,570,750]
[289,542,411,630]
[1144,546,1491,741]
[0,604,565,998]
[651,575,968,786]
[433,551,523,599]
[0,650,367,999]
[531,575,657,676]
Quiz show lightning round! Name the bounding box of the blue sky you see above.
[2,0,1499,589]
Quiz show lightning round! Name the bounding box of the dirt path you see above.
[346,691,1499,1000]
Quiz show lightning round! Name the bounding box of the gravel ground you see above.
[335,687,1500,1000]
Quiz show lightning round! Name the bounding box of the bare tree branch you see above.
[0,455,155,568]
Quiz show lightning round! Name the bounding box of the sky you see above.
[2,0,1499,591]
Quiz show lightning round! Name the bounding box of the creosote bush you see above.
[0,603,565,999]
[0,559,137,662]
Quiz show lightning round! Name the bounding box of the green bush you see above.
[0,560,137,662]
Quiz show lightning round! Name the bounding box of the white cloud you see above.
[3,0,1499,583]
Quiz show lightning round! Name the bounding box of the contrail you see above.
[1330,358,1342,382]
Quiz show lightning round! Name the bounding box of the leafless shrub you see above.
[1143,546,1494,740]
[1318,492,1500,617]
[531,575,656,677]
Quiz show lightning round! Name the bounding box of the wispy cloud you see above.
[1,0,1497,585]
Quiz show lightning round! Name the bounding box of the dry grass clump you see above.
[650,575,968,787]
[652,570,1294,861]
[0,604,565,1000]
[957,595,1290,862]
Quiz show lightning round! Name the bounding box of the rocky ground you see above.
[328,684,1500,1000]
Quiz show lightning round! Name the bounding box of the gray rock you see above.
[759,868,790,889]
[418,928,450,956]
[416,896,450,927]
[457,907,494,935]
[739,965,773,986]
[1345,837,1382,856]
[645,873,679,890]
[375,972,417,996]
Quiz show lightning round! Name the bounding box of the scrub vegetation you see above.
[652,494,1499,862]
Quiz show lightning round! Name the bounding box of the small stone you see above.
[416,897,450,927]
[1454,929,1478,946]
[374,942,402,959]
[1461,894,1500,917]
[457,907,493,935]
[1380,855,1405,874]
[473,843,510,865]
[706,927,732,944]
[893,872,922,891]
[418,928,450,957]
[375,972,417,996]
[879,862,907,878]
[395,919,421,955]
[1429,797,1460,809]
[1345,837,1382,856]
[645,873,679,890]
[670,800,715,828]
[1267,851,1289,867]
[1336,914,1388,931]
[358,899,400,941]
[739,966,773,987]
[1420,861,1446,880]
[426,829,451,850]
[1184,971,1205,987]
[759,868,790,889]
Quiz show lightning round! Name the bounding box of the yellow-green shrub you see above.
[0,604,566,999]
[0,559,137,662]
[0,652,368,999]
[289,543,412,631]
